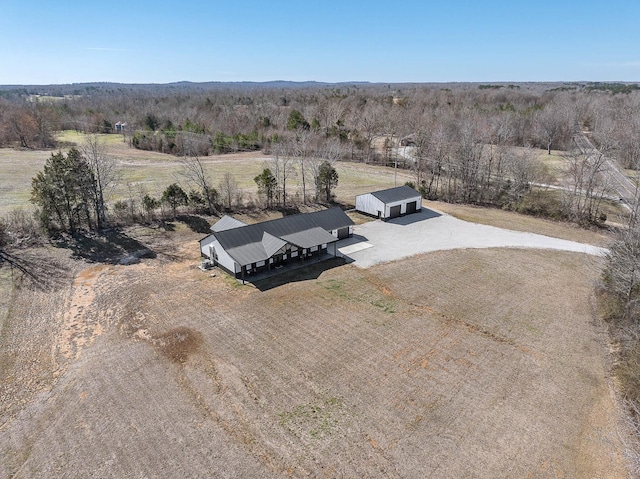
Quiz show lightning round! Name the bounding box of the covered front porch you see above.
[236,241,340,284]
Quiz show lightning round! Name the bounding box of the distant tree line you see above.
[2,82,640,229]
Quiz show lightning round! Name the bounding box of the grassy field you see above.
[0,132,409,216]
[0,225,628,477]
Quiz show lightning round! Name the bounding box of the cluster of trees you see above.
[600,215,640,472]
[30,135,117,232]
[27,136,341,233]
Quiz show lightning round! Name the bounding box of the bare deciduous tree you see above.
[81,134,119,228]
[271,138,296,207]
[218,172,239,210]
[562,146,610,223]
[179,132,217,214]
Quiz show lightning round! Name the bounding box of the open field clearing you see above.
[0,133,411,216]
[0,224,628,478]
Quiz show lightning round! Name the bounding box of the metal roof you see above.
[281,227,338,249]
[214,207,353,266]
[368,185,421,204]
[262,232,288,257]
[211,215,248,232]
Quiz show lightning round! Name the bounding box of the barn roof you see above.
[369,185,421,204]
[214,207,353,266]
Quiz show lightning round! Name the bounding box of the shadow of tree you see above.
[53,229,156,264]
[0,249,72,291]
[176,214,211,234]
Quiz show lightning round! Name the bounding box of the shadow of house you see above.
[251,256,346,291]
[54,229,156,264]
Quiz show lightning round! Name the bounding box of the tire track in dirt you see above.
[55,264,112,364]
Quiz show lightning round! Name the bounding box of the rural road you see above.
[339,208,608,268]
[574,133,637,210]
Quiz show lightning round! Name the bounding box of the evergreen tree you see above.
[161,183,188,218]
[316,161,339,203]
[31,148,97,233]
[254,168,278,208]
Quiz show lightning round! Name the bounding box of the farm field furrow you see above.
[0,232,627,478]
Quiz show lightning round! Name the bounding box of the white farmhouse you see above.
[199,208,353,282]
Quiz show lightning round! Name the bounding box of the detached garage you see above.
[355,185,422,219]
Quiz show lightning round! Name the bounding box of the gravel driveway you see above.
[338,208,608,268]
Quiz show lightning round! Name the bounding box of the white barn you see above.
[355,185,422,219]
[199,208,354,281]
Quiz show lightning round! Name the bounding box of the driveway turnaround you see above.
[338,208,608,268]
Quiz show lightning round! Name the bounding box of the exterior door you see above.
[389,205,401,218]
[337,227,349,239]
[406,201,417,214]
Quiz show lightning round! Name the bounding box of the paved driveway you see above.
[337,208,608,268]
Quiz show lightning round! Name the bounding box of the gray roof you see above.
[281,227,338,249]
[369,185,421,204]
[211,215,247,232]
[262,232,288,257]
[226,232,288,267]
[214,207,353,266]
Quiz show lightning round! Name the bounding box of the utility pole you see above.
[394,137,398,187]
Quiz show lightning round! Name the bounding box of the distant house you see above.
[400,135,416,147]
[199,208,354,281]
[114,121,127,133]
[355,185,422,219]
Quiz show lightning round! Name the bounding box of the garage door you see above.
[406,201,417,214]
[389,205,401,218]
[337,227,349,239]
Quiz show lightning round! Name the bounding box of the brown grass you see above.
[427,200,613,246]
[0,226,628,478]
[0,132,414,216]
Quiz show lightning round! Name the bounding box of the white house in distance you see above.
[355,185,422,219]
[199,208,354,282]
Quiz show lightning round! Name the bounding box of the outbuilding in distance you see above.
[355,185,422,219]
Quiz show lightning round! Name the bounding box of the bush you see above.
[0,208,42,246]
[514,191,567,220]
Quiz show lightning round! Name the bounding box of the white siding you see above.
[355,193,385,217]
[200,235,237,273]
[356,193,421,218]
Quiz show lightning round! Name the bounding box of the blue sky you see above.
[1,0,639,84]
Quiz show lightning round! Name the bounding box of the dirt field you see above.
[0,224,630,478]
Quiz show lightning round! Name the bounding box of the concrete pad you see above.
[338,242,373,255]
[336,208,608,268]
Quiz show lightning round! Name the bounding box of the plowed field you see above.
[0,231,629,478]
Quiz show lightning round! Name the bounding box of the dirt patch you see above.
[153,326,203,364]
[56,264,111,361]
